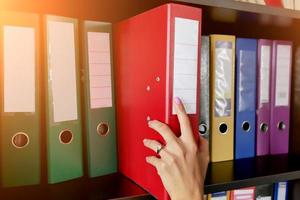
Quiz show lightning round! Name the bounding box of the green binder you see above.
[82,21,117,177]
[0,11,41,187]
[45,15,83,183]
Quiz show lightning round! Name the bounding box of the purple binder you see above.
[270,40,292,155]
[256,39,272,156]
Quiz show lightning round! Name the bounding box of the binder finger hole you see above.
[97,122,110,136]
[219,123,228,135]
[242,121,251,132]
[59,130,73,144]
[277,121,286,131]
[12,132,29,148]
[199,123,208,135]
[260,123,268,133]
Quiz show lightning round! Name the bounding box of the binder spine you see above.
[199,36,210,140]
[270,40,292,155]
[235,38,257,159]
[256,39,272,156]
[210,35,235,162]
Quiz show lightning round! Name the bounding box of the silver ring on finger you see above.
[156,144,165,155]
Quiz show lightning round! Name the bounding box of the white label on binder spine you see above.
[233,189,254,195]
[48,21,78,122]
[214,41,233,117]
[4,26,35,113]
[173,17,199,114]
[275,45,291,106]
[239,50,256,112]
[282,0,294,9]
[260,45,271,105]
[278,182,287,200]
[257,197,271,200]
[87,32,112,109]
[296,0,300,10]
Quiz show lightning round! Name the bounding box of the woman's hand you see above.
[143,97,209,200]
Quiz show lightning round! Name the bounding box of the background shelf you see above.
[174,0,300,19]
[0,173,154,200]
[205,154,300,193]
[3,154,300,199]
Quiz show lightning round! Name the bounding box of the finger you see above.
[143,139,174,161]
[143,139,164,154]
[198,136,209,157]
[198,136,210,179]
[145,156,162,169]
[174,97,194,142]
[148,120,177,143]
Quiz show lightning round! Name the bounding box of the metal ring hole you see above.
[97,122,110,136]
[242,121,251,132]
[199,123,208,135]
[277,121,286,131]
[219,123,228,135]
[12,132,29,149]
[260,123,268,133]
[59,130,73,144]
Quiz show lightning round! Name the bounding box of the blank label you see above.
[87,32,112,109]
[47,21,78,123]
[4,26,35,113]
[173,17,199,114]
[282,0,294,9]
[277,182,287,200]
[260,45,271,105]
[275,45,291,106]
[214,41,233,117]
[239,50,256,112]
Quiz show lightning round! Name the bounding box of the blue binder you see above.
[274,182,288,200]
[235,38,257,159]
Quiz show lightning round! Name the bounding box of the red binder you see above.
[264,0,283,7]
[114,3,202,200]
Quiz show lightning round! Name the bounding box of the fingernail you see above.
[148,120,152,127]
[145,157,149,163]
[175,97,181,105]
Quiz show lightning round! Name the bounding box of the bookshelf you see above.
[3,154,300,199]
[0,173,154,200]
[175,0,300,19]
[1,0,300,199]
[205,154,300,193]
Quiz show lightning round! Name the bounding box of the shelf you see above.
[0,173,154,200]
[3,154,300,199]
[204,154,300,193]
[174,0,300,20]
[1,0,300,198]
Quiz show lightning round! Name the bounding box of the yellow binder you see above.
[210,35,235,162]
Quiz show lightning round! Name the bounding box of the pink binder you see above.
[256,39,272,156]
[270,40,292,155]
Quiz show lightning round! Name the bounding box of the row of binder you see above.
[0,4,294,200]
[114,3,294,199]
[200,35,293,162]
[206,182,288,200]
[235,0,299,10]
[0,12,117,187]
